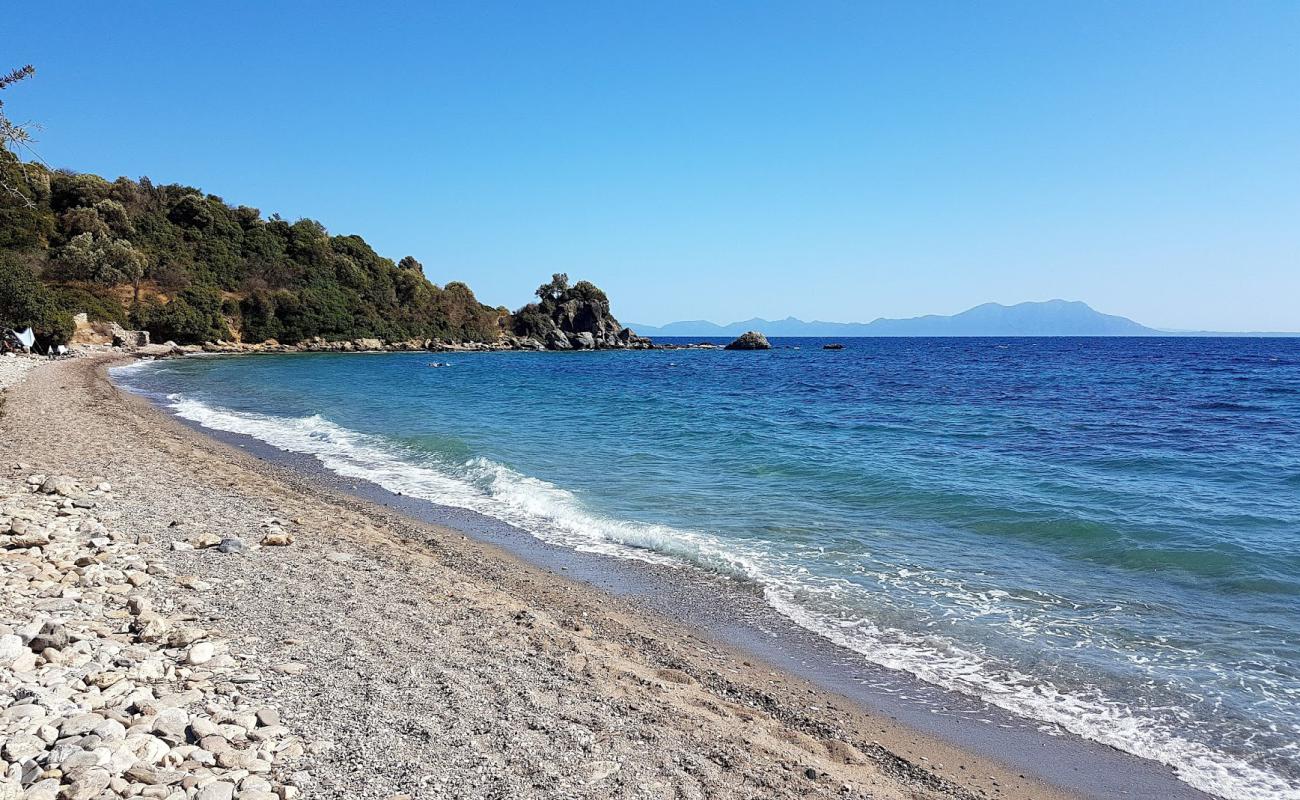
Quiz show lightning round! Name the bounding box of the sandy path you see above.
[1,356,1075,800]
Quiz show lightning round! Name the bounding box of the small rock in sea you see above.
[823,343,845,350]
[724,331,772,350]
[216,537,249,554]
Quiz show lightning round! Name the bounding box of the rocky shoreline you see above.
[191,330,655,356]
[69,335,734,360]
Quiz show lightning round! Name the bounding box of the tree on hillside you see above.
[535,272,569,303]
[0,65,37,207]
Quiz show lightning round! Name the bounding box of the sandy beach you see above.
[2,354,1102,800]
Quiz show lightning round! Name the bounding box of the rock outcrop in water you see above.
[724,331,771,350]
[507,274,652,350]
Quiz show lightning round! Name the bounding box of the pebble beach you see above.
[0,354,1080,800]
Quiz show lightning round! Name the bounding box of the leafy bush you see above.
[568,280,608,305]
[49,284,128,326]
[0,253,73,344]
[131,286,228,344]
[511,303,554,339]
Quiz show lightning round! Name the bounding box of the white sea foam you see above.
[163,395,1297,800]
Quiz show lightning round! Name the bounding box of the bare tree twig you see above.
[0,64,38,208]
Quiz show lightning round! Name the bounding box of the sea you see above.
[112,337,1300,800]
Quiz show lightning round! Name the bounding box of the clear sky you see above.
[6,2,1298,330]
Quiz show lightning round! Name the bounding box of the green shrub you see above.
[48,284,128,326]
[132,286,228,344]
[0,253,73,344]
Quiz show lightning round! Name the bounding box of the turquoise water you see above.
[115,338,1300,800]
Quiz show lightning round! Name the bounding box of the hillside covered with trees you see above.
[0,66,650,352]
[0,63,507,347]
[0,148,505,346]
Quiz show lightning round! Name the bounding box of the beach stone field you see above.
[0,355,41,398]
[1,470,306,800]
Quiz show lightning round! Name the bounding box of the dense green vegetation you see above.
[511,272,610,340]
[0,150,503,345]
[1,67,502,347]
[2,67,636,351]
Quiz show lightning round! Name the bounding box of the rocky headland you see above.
[505,274,652,351]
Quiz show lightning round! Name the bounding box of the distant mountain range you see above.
[628,300,1294,338]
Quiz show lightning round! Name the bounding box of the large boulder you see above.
[725,331,771,350]
[38,475,78,496]
[109,323,150,349]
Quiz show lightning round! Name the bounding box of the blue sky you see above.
[6,1,1298,330]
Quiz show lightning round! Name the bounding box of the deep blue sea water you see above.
[114,337,1300,800]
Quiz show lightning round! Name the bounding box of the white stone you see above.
[186,641,215,665]
[0,633,22,663]
[194,781,235,800]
